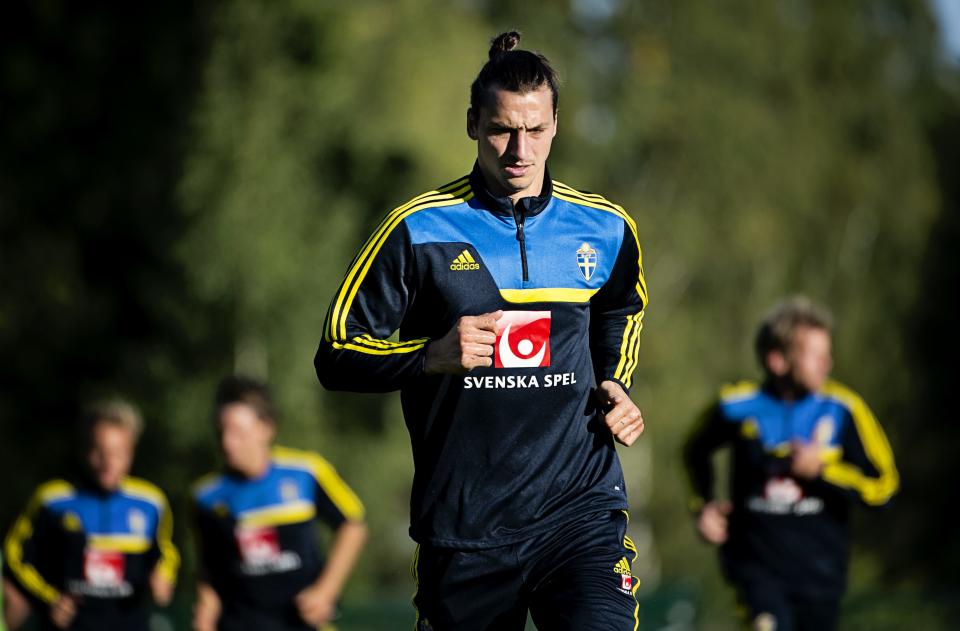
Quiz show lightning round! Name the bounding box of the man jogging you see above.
[316,31,648,630]
[684,296,899,631]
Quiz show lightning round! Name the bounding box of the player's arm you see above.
[3,488,61,608]
[683,402,738,544]
[589,219,648,446]
[192,580,221,631]
[4,576,32,630]
[190,503,222,631]
[296,456,367,626]
[818,397,899,507]
[315,217,431,392]
[148,493,179,606]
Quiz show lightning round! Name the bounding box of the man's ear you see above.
[466,108,478,140]
[765,350,789,377]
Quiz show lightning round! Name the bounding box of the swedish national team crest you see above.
[576,242,598,281]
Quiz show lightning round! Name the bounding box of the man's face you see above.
[87,422,135,491]
[217,403,275,477]
[775,326,833,393]
[468,84,557,202]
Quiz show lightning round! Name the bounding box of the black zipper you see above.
[512,205,529,282]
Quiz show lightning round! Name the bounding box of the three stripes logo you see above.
[614,556,634,592]
[450,249,480,271]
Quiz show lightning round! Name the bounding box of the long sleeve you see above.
[152,494,180,584]
[819,392,899,507]
[315,217,428,392]
[3,486,62,605]
[683,403,737,512]
[589,219,648,391]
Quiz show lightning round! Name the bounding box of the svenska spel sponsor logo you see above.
[495,310,551,368]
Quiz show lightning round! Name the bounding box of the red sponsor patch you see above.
[621,574,633,591]
[235,526,281,563]
[494,311,551,368]
[84,549,125,586]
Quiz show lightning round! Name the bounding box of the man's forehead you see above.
[480,85,555,120]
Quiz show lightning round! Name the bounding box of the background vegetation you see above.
[2,1,958,628]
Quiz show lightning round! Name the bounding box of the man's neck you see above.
[480,171,545,206]
[764,376,812,402]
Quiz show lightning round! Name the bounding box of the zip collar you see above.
[469,162,553,218]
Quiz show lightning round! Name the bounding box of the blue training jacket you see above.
[316,164,648,548]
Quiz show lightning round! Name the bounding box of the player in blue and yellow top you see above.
[315,32,647,630]
[2,399,179,631]
[684,296,899,631]
[191,376,367,631]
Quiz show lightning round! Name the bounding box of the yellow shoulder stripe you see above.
[326,176,473,344]
[272,447,365,521]
[120,477,166,509]
[720,381,760,402]
[552,180,647,306]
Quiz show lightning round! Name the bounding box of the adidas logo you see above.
[613,557,631,575]
[450,250,480,271]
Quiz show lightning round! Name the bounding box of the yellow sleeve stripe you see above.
[329,336,428,356]
[271,448,365,521]
[3,491,60,604]
[613,311,644,388]
[326,176,473,343]
[820,382,899,505]
[155,497,180,583]
[822,462,899,505]
[552,181,648,306]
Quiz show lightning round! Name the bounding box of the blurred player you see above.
[315,31,648,629]
[684,296,899,631]
[3,399,179,631]
[191,376,367,631]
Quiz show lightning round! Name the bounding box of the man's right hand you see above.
[696,500,732,545]
[425,311,502,374]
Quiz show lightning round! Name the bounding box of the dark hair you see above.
[755,296,833,367]
[215,375,276,423]
[470,31,559,115]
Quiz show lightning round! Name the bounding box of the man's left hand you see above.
[596,380,645,446]
[295,583,336,626]
[790,440,824,480]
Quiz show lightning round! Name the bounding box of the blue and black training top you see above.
[315,164,648,549]
[191,446,364,630]
[684,380,899,597]
[3,477,179,631]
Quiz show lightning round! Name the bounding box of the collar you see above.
[469,162,553,218]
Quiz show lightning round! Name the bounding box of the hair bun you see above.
[489,31,521,59]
